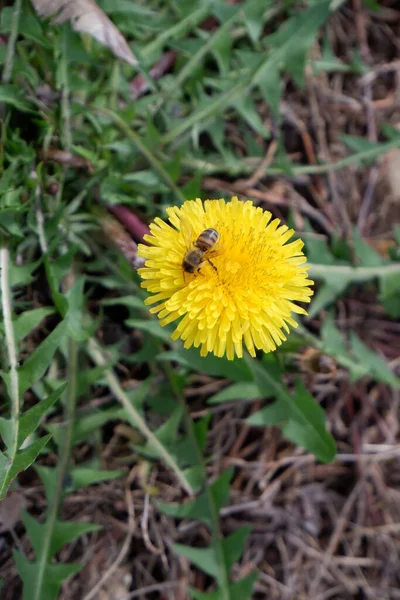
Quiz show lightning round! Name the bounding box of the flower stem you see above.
[60,27,72,149]
[163,363,231,600]
[87,337,193,495]
[308,261,400,283]
[0,242,20,458]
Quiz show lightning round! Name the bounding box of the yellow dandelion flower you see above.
[137,197,313,361]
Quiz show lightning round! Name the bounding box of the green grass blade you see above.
[143,4,212,58]
[87,337,194,495]
[97,107,186,204]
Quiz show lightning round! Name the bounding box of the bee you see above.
[182,227,220,274]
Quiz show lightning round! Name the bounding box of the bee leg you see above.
[207,258,218,272]
[195,261,206,276]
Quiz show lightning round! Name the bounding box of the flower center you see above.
[225,260,241,274]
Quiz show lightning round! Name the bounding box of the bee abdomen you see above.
[195,228,219,251]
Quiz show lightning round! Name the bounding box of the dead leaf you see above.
[97,212,144,268]
[365,238,396,257]
[96,568,132,600]
[40,147,93,171]
[381,148,400,204]
[0,491,28,533]
[31,0,138,67]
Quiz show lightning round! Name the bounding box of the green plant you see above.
[1,0,399,598]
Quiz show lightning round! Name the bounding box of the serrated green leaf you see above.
[246,397,287,427]
[190,571,258,600]
[193,414,211,454]
[304,234,336,265]
[49,520,102,558]
[0,417,13,449]
[44,253,74,316]
[350,334,400,389]
[158,414,210,469]
[0,7,50,47]
[0,84,34,112]
[162,3,331,145]
[158,469,233,524]
[312,33,354,75]
[341,134,391,165]
[208,382,259,404]
[69,467,124,490]
[308,262,369,291]
[257,63,280,122]
[233,96,269,138]
[9,259,41,288]
[312,57,353,75]
[18,320,68,396]
[20,509,43,557]
[13,308,56,343]
[76,366,108,396]
[380,294,400,319]
[230,571,259,600]
[320,313,347,355]
[352,230,386,267]
[126,318,174,342]
[14,551,82,600]
[320,314,374,380]
[100,295,146,310]
[263,1,331,86]
[0,451,7,474]
[145,407,183,450]
[0,435,52,499]
[0,208,24,237]
[18,384,67,447]
[101,0,155,16]
[65,277,89,342]
[190,587,223,600]
[35,465,58,504]
[279,382,335,459]
[123,170,161,186]
[22,515,99,574]
[182,466,204,493]
[243,0,271,42]
[50,406,126,445]
[10,435,53,475]
[173,543,219,579]
[157,348,253,382]
[222,526,251,572]
[143,3,212,59]
[246,358,336,462]
[210,21,233,75]
[379,271,400,318]
[308,280,348,318]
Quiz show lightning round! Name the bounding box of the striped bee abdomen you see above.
[194,228,219,251]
